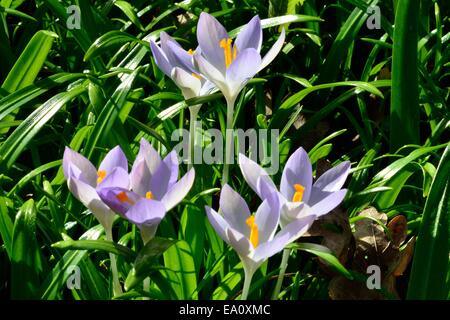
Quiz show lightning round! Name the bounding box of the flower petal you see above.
[226,48,261,96]
[253,214,315,261]
[220,184,251,237]
[97,167,129,189]
[234,15,262,52]
[280,147,313,203]
[162,150,180,189]
[63,147,97,186]
[280,201,313,228]
[310,188,347,218]
[130,159,151,197]
[238,153,277,199]
[226,228,252,258]
[205,206,231,244]
[138,138,162,176]
[148,160,172,200]
[259,28,285,72]
[254,198,279,244]
[67,175,115,229]
[125,198,166,226]
[150,40,173,77]
[197,12,229,73]
[199,79,217,96]
[313,161,351,192]
[97,187,141,215]
[161,168,195,211]
[171,67,202,99]
[193,53,228,94]
[98,146,128,177]
[166,40,196,73]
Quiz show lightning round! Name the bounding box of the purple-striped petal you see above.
[67,175,115,229]
[226,228,252,258]
[234,15,262,52]
[220,184,251,237]
[130,159,151,197]
[280,201,313,228]
[63,147,97,186]
[197,12,229,73]
[253,214,315,261]
[97,167,129,189]
[137,138,162,176]
[313,161,351,192]
[98,146,128,178]
[193,53,227,91]
[150,40,173,77]
[162,150,180,189]
[161,168,195,211]
[226,48,261,90]
[98,187,141,215]
[310,189,347,218]
[254,198,279,244]
[238,153,277,199]
[280,147,313,203]
[125,198,166,226]
[205,206,231,244]
[148,160,172,200]
[259,28,285,72]
[165,40,196,73]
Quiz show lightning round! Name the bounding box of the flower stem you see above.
[272,248,291,300]
[105,227,123,297]
[222,98,235,186]
[241,268,254,300]
[143,277,150,300]
[188,105,200,171]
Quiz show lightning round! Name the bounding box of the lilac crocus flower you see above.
[239,147,351,227]
[150,31,215,100]
[63,146,129,231]
[205,181,315,299]
[193,13,285,104]
[98,139,195,243]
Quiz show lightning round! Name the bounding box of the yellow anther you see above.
[188,48,195,55]
[292,184,305,202]
[219,38,235,68]
[97,170,107,184]
[191,73,201,79]
[245,215,259,248]
[116,191,134,205]
[145,191,154,199]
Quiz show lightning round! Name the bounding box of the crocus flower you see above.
[150,31,215,100]
[193,13,286,104]
[98,138,195,243]
[205,181,315,299]
[239,148,351,227]
[63,146,129,231]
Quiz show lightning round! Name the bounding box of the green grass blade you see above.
[52,239,136,261]
[0,196,13,259]
[407,144,450,299]
[390,0,420,151]
[163,240,198,300]
[1,30,57,92]
[11,200,42,299]
[0,83,88,170]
